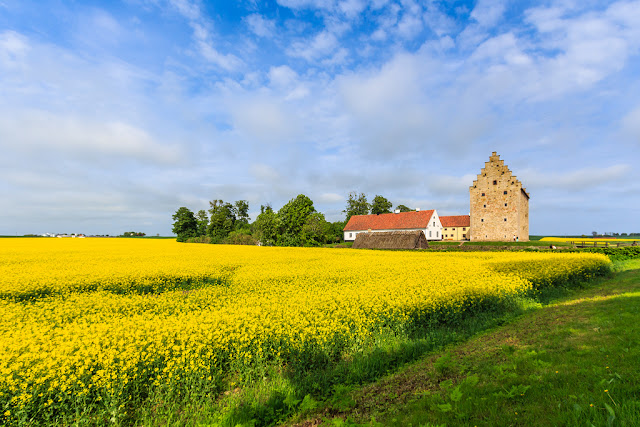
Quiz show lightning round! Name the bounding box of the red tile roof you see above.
[344,210,435,231]
[440,215,470,227]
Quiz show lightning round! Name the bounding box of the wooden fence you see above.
[570,241,638,248]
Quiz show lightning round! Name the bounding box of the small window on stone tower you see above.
[503,190,508,194]
[504,203,507,207]
[481,193,485,196]
[504,218,507,222]
[481,219,484,222]
[493,180,497,185]
[483,204,486,208]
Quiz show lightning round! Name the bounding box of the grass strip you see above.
[296,259,640,426]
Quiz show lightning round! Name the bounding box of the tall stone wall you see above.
[469,152,529,241]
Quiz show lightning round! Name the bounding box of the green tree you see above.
[172,207,198,242]
[234,200,250,231]
[395,204,412,212]
[208,200,236,243]
[344,192,369,222]
[195,210,209,236]
[371,195,393,215]
[278,194,316,246]
[323,220,346,244]
[301,212,331,246]
[253,205,280,246]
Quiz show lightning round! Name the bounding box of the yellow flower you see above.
[0,238,611,424]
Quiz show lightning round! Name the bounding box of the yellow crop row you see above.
[540,237,639,242]
[0,239,611,423]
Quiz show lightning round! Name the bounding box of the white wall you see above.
[344,211,444,241]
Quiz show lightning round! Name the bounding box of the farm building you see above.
[469,152,529,241]
[342,152,528,246]
[352,230,429,249]
[440,215,470,240]
[343,209,442,242]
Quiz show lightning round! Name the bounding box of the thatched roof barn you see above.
[352,230,429,250]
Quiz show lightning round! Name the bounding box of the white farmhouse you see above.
[343,209,443,242]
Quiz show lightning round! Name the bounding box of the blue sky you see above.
[1,0,639,236]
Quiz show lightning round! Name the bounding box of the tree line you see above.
[172,192,413,246]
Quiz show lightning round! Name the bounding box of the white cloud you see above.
[168,0,201,20]
[245,14,276,38]
[621,106,640,144]
[470,33,531,66]
[0,110,182,164]
[230,98,301,145]
[287,30,339,61]
[396,13,423,39]
[338,0,366,18]
[523,165,631,191]
[251,164,281,182]
[317,192,344,203]
[191,23,243,71]
[423,4,456,37]
[429,174,477,196]
[470,0,506,27]
[268,65,298,88]
[0,30,29,68]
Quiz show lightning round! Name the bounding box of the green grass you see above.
[292,259,640,426]
[40,256,630,426]
[124,263,620,427]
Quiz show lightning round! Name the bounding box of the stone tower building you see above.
[469,152,529,241]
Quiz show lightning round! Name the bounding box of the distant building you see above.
[469,152,529,241]
[440,215,470,241]
[343,210,443,242]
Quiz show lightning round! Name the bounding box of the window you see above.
[436,231,439,237]
[504,203,507,207]
[452,228,456,231]
[504,218,507,222]
[481,219,484,222]
[504,190,508,194]
[463,227,466,231]
[349,233,352,238]
[429,230,432,237]
[483,204,486,208]
[493,180,497,185]
[481,193,485,196]
[433,222,435,226]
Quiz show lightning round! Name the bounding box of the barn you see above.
[352,230,429,249]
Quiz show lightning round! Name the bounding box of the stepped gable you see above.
[470,152,529,198]
[469,152,529,241]
[344,210,435,231]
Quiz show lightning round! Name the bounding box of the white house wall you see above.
[344,226,443,242]
[343,210,444,242]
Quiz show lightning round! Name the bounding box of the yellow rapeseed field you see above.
[540,237,639,243]
[0,238,611,424]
